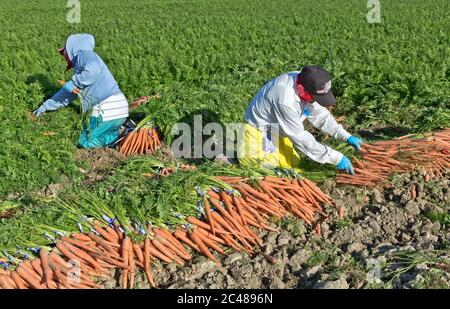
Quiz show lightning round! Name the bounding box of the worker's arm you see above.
[271,87,344,165]
[306,103,351,142]
[33,87,77,116]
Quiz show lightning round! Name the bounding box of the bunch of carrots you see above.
[336,128,450,187]
[0,175,336,289]
[119,126,161,156]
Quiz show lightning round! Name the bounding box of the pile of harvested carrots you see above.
[0,175,335,289]
[337,128,450,187]
[119,126,161,156]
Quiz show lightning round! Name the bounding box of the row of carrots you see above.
[336,128,450,187]
[119,127,161,156]
[0,175,336,289]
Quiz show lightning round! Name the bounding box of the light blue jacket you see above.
[41,34,122,112]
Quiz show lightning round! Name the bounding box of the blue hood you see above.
[65,34,95,62]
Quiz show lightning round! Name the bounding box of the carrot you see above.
[56,243,91,269]
[152,239,184,265]
[210,210,241,236]
[62,237,103,255]
[145,128,153,154]
[296,182,322,206]
[154,228,189,256]
[133,243,145,265]
[186,216,229,235]
[22,260,42,282]
[220,233,245,252]
[196,227,227,245]
[126,131,140,155]
[62,241,105,270]
[104,226,120,243]
[204,198,216,235]
[72,233,93,242]
[354,168,385,181]
[39,248,53,286]
[51,267,71,288]
[263,182,299,190]
[233,196,248,226]
[209,197,244,233]
[129,246,136,289]
[219,193,246,227]
[94,255,129,269]
[194,229,225,254]
[121,237,131,289]
[173,229,201,253]
[16,266,42,289]
[30,259,44,279]
[138,129,147,154]
[148,243,174,264]
[48,252,71,273]
[245,212,278,231]
[263,176,290,185]
[144,238,151,270]
[242,224,262,246]
[235,182,273,204]
[123,132,137,155]
[290,207,314,224]
[131,130,145,155]
[10,271,28,289]
[119,133,134,154]
[301,178,333,204]
[257,180,284,207]
[0,274,16,289]
[88,233,121,256]
[146,269,156,288]
[122,132,138,155]
[240,198,271,224]
[246,198,283,218]
[207,190,221,200]
[94,226,119,244]
[190,231,220,265]
[353,157,366,169]
[154,234,191,261]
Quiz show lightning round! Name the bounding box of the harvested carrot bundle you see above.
[3,172,336,290]
[337,128,450,187]
[129,94,161,110]
[119,126,161,156]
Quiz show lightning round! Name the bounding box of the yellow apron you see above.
[238,123,302,172]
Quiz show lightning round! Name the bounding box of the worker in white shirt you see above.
[239,66,362,174]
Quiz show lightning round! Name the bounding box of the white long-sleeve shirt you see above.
[245,72,351,165]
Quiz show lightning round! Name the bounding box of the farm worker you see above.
[33,33,129,149]
[239,66,362,174]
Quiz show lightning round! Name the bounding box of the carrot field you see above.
[0,0,449,290]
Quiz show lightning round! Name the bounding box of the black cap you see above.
[298,66,336,107]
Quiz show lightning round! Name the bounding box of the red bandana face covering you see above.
[296,75,314,103]
[60,47,73,70]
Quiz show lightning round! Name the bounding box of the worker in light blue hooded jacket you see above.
[33,33,129,149]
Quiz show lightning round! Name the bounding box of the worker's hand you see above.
[346,136,362,151]
[62,80,77,94]
[337,155,355,175]
[32,105,46,117]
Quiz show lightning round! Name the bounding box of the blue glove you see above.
[337,155,355,175]
[62,80,77,94]
[347,136,362,151]
[33,105,46,117]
